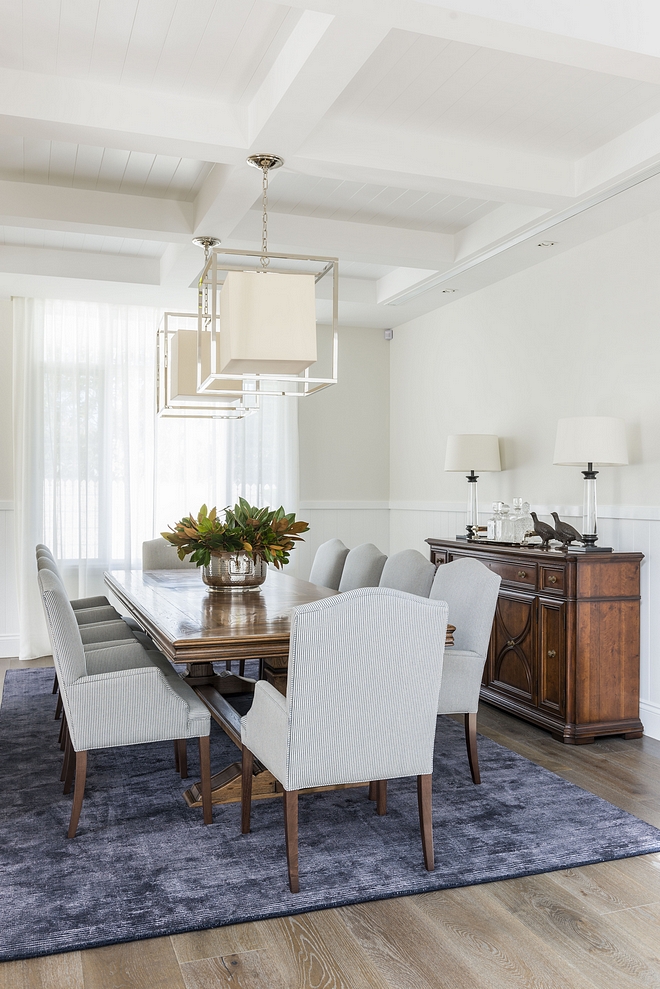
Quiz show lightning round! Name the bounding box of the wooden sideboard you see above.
[426,538,644,744]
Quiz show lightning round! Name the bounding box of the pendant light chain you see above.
[261,165,270,268]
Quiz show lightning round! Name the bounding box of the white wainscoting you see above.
[0,502,19,658]
[390,501,660,742]
[294,501,390,581]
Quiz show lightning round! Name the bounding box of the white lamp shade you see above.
[553,417,628,466]
[444,434,501,472]
[219,270,317,375]
[169,330,242,401]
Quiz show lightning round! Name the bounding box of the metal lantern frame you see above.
[197,246,339,399]
[156,311,260,419]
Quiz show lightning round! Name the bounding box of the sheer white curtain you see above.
[13,298,298,660]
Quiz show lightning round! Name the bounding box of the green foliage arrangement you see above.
[161,499,310,569]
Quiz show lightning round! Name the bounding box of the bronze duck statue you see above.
[530,512,558,549]
[551,512,583,548]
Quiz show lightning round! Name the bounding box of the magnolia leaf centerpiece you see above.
[162,500,310,572]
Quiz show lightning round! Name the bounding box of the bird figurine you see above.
[530,512,558,549]
[551,512,583,548]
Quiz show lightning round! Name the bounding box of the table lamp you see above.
[553,417,628,550]
[445,434,501,538]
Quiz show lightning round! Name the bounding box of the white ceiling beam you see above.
[296,120,576,204]
[376,267,439,305]
[0,67,246,162]
[228,209,454,268]
[0,245,159,284]
[193,12,390,242]
[248,13,390,153]
[272,0,660,83]
[0,180,193,240]
[576,111,660,196]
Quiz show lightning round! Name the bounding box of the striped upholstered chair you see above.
[379,549,436,597]
[240,587,448,892]
[337,543,387,591]
[429,557,501,784]
[308,538,349,590]
[38,568,212,837]
[36,546,121,625]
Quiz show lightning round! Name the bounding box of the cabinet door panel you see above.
[538,598,565,717]
[490,593,536,705]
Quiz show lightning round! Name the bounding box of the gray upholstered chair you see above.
[240,587,449,892]
[338,543,387,592]
[308,538,349,589]
[143,537,196,570]
[36,550,120,624]
[379,549,436,597]
[429,557,501,784]
[38,568,212,837]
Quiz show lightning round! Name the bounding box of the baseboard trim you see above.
[640,701,660,742]
[0,634,19,659]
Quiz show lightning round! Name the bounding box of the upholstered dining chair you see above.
[38,568,213,837]
[240,587,449,892]
[429,557,501,784]
[36,549,120,624]
[379,549,436,597]
[308,538,349,589]
[337,543,387,591]
[143,537,196,570]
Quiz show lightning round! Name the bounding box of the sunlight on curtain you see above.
[13,298,299,660]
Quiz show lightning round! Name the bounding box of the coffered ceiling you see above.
[3,0,660,325]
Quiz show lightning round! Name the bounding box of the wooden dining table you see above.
[104,567,338,807]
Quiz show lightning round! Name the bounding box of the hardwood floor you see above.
[2,658,660,989]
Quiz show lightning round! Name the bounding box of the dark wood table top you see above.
[104,568,337,664]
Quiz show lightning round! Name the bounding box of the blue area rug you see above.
[2,668,660,961]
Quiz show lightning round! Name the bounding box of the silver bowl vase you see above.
[201,551,268,591]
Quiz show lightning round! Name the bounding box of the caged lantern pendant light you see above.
[195,154,338,398]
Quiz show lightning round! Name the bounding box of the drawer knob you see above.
[518,570,527,578]
[507,639,515,647]
[547,649,556,658]
[548,574,557,584]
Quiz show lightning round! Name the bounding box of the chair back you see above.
[36,554,62,578]
[338,543,387,591]
[429,557,501,657]
[284,587,448,790]
[143,537,196,570]
[37,569,87,685]
[36,544,56,561]
[308,538,349,589]
[379,549,436,597]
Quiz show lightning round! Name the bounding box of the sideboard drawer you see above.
[541,567,565,593]
[485,559,537,588]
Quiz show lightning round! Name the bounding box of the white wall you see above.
[389,208,660,740]
[0,298,18,656]
[295,324,390,577]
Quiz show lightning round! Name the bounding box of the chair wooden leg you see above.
[417,773,434,871]
[67,751,87,839]
[58,711,67,748]
[63,738,76,794]
[283,790,300,893]
[241,747,254,834]
[60,726,72,783]
[465,712,481,785]
[198,735,213,825]
[177,739,188,779]
[239,660,246,677]
[376,779,387,816]
[174,739,180,772]
[368,781,377,801]
[55,691,63,722]
[52,672,58,694]
[225,660,232,671]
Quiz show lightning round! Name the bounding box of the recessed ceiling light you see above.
[538,241,556,247]
[442,288,457,293]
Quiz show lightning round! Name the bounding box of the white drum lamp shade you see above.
[219,270,317,375]
[445,434,501,536]
[553,417,628,549]
[445,434,502,473]
[553,417,628,467]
